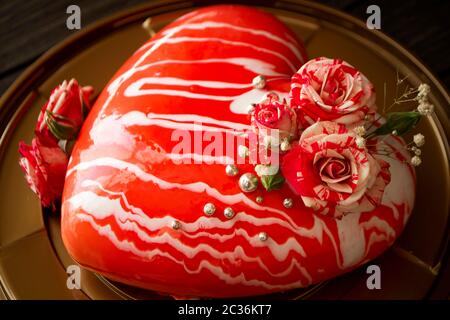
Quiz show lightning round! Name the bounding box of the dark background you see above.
[0,0,450,96]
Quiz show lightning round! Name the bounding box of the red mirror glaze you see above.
[61,5,415,298]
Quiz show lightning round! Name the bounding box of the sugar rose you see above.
[290,57,376,128]
[281,121,390,218]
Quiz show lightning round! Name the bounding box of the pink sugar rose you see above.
[251,93,298,143]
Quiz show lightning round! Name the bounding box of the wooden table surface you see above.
[1,0,449,96]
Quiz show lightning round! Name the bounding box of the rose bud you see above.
[251,93,298,145]
[36,79,93,142]
[18,135,69,209]
[19,78,93,209]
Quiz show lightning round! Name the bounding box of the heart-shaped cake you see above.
[60,5,415,298]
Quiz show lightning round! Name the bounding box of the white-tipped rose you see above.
[290,57,376,128]
[281,121,391,218]
[251,93,297,145]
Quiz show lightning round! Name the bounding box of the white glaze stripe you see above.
[143,113,250,131]
[148,37,297,72]
[67,159,344,268]
[68,188,307,261]
[75,201,312,281]
[125,87,239,101]
[159,21,304,63]
[77,213,307,289]
[132,77,253,89]
[75,211,307,279]
[98,22,196,116]
[76,176,314,281]
[108,58,287,97]
[67,157,301,226]
[116,111,246,136]
[166,153,235,165]
[362,216,396,258]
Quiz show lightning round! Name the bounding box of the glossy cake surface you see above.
[61,5,415,297]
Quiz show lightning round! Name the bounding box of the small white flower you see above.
[413,133,425,147]
[410,155,422,166]
[238,145,249,158]
[355,136,366,148]
[418,83,430,93]
[411,146,422,156]
[353,126,366,137]
[417,102,434,116]
[255,164,279,177]
[417,83,430,101]
[392,130,398,136]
